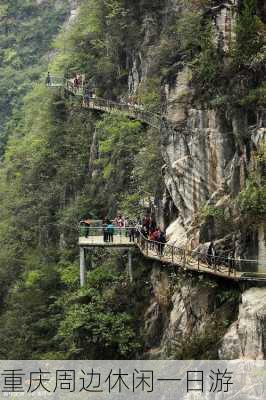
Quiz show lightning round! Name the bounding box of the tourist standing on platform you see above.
[114,214,125,236]
[102,219,108,242]
[83,218,91,238]
[107,222,114,242]
[124,217,130,237]
[117,215,125,227]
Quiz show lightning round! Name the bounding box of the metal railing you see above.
[79,225,137,245]
[78,222,261,278]
[136,233,259,277]
[47,76,165,130]
[79,226,135,237]
[82,97,162,129]
[47,76,65,86]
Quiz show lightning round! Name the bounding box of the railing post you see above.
[171,246,174,263]
[128,250,133,283]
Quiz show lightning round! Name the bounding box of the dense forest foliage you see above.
[0,0,264,359]
[0,0,166,359]
[0,0,72,152]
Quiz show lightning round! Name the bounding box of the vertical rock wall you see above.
[143,265,239,359]
[126,1,265,359]
[128,1,265,266]
[219,287,266,359]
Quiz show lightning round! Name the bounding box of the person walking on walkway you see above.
[158,230,166,256]
[149,229,158,250]
[129,225,136,242]
[140,226,148,249]
[107,222,114,243]
[74,75,79,92]
[207,241,216,268]
[84,86,91,106]
[143,216,151,234]
[149,218,156,234]
[46,72,51,86]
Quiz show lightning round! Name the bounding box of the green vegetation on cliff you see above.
[0,0,72,153]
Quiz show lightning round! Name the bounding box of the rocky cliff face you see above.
[128,1,265,267]
[162,1,264,264]
[126,1,265,360]
[143,265,239,359]
[143,268,266,360]
[219,287,266,359]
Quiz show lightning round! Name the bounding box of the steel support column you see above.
[80,247,86,287]
[128,250,133,283]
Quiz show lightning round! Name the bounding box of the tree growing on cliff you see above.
[233,0,264,67]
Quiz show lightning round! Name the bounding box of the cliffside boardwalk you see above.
[79,223,266,287]
[48,75,169,130]
[47,77,266,285]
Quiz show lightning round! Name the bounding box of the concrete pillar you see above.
[128,250,133,283]
[80,247,86,287]
[258,224,266,272]
[91,255,95,269]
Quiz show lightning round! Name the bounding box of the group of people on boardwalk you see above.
[102,219,115,242]
[140,215,167,256]
[102,214,136,243]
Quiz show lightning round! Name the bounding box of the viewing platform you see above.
[79,225,135,248]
